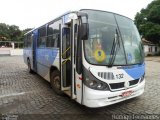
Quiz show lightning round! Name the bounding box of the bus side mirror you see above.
[80,23,89,40]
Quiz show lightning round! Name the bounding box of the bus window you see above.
[24,36,27,48]
[27,34,32,48]
[38,26,46,48]
[47,20,61,48]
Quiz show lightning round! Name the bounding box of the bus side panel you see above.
[36,48,59,82]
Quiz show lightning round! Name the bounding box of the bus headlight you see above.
[140,74,145,83]
[83,67,110,91]
[85,77,109,90]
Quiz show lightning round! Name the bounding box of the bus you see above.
[23,9,145,108]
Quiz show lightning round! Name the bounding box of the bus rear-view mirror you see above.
[80,23,89,40]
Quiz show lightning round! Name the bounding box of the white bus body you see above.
[23,9,145,108]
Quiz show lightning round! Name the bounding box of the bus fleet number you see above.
[116,74,124,79]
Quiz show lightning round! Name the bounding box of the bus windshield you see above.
[82,10,144,66]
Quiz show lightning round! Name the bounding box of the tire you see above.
[27,59,33,73]
[50,70,63,95]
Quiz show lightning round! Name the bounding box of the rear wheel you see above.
[50,70,63,95]
[27,59,33,73]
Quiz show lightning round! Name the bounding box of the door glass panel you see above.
[62,28,70,59]
[62,60,71,87]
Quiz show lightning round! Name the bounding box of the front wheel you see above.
[50,70,63,95]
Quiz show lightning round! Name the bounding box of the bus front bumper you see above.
[83,80,145,108]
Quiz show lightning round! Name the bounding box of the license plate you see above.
[121,90,133,97]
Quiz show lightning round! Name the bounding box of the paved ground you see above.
[145,56,160,63]
[0,56,160,120]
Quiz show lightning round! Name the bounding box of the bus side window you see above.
[47,23,54,47]
[24,36,27,48]
[38,26,46,48]
[47,20,61,48]
[27,34,32,48]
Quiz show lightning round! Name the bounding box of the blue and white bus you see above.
[23,9,145,108]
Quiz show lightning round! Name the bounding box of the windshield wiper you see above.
[108,29,120,67]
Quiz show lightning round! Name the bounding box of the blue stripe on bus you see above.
[123,63,145,80]
[36,48,59,67]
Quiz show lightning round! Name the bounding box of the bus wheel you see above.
[50,70,63,95]
[27,59,33,73]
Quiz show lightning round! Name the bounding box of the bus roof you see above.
[24,10,78,35]
[24,9,133,35]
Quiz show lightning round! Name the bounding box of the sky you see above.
[0,0,154,30]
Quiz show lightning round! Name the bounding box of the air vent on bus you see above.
[98,72,114,80]
[109,79,139,91]
[109,82,124,90]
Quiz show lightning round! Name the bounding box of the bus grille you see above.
[98,72,114,80]
[109,79,139,90]
[109,82,124,89]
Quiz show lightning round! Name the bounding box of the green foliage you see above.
[0,23,32,42]
[135,0,160,44]
[19,28,33,42]
[9,25,22,41]
[0,23,10,40]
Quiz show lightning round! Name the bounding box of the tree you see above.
[9,25,22,41]
[18,28,33,42]
[0,23,10,40]
[135,0,160,44]
[0,23,32,42]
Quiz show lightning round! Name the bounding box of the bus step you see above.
[64,90,71,97]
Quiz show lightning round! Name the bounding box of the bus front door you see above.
[60,26,72,96]
[60,20,82,102]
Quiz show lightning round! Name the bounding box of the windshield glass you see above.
[82,10,143,66]
[115,15,144,64]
